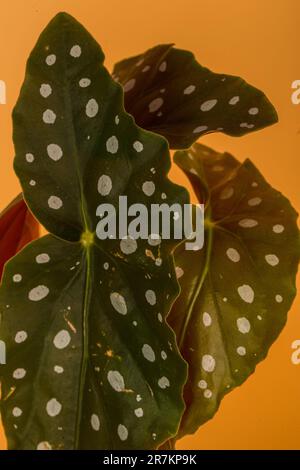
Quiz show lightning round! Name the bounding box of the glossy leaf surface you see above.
[113,45,278,149]
[0,194,39,280]
[0,13,189,450]
[169,143,300,438]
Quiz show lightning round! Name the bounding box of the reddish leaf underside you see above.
[0,194,39,280]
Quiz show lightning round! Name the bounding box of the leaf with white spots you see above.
[0,194,39,281]
[168,142,300,439]
[0,13,189,450]
[113,45,278,149]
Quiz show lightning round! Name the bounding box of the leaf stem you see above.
[75,241,93,448]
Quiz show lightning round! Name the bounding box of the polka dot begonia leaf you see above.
[113,45,278,149]
[0,13,189,450]
[0,194,39,281]
[168,143,300,440]
[0,34,279,278]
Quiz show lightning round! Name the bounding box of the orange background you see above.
[0,0,299,450]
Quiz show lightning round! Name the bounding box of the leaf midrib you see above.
[60,28,93,448]
[177,207,214,351]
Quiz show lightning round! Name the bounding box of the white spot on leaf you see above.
[229,96,239,105]
[202,312,212,327]
[193,125,208,134]
[28,285,49,302]
[184,85,196,95]
[237,317,251,334]
[43,109,56,124]
[48,196,63,210]
[159,61,167,72]
[12,407,22,417]
[145,289,156,305]
[240,123,254,129]
[79,78,91,88]
[26,153,34,163]
[36,253,50,264]
[47,144,63,161]
[237,284,255,304]
[198,379,207,389]
[220,187,234,200]
[204,389,212,399]
[120,237,137,255]
[91,414,100,431]
[200,99,217,111]
[86,99,99,118]
[106,135,119,154]
[46,398,62,417]
[142,181,155,196]
[149,98,163,113]
[133,141,144,152]
[265,254,279,266]
[13,368,26,380]
[70,45,82,58]
[40,84,52,98]
[110,292,127,315]
[248,197,262,207]
[226,248,240,263]
[118,424,128,441]
[175,266,184,279]
[158,376,170,389]
[201,354,216,372]
[238,219,258,228]
[37,441,52,450]
[53,330,71,349]
[237,346,246,356]
[142,344,155,362]
[134,408,144,418]
[46,54,56,66]
[124,78,136,92]
[107,370,125,392]
[98,175,112,196]
[273,224,284,234]
[148,234,161,246]
[15,331,27,343]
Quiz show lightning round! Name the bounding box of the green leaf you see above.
[168,143,300,438]
[0,194,39,281]
[113,45,278,149]
[0,12,189,450]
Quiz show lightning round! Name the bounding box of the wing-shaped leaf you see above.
[0,194,39,280]
[168,143,300,438]
[0,13,189,450]
[113,45,278,149]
